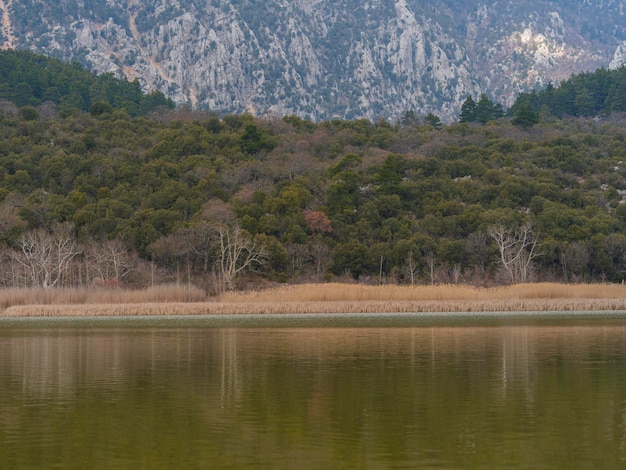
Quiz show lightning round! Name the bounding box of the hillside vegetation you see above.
[2,52,626,292]
[0,50,173,115]
[511,66,626,118]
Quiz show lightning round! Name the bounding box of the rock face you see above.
[610,42,626,70]
[1,0,625,121]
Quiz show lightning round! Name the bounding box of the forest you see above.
[510,66,626,118]
[2,50,626,292]
[0,50,173,114]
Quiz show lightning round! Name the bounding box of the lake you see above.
[2,313,626,469]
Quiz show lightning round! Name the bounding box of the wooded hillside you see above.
[2,52,626,291]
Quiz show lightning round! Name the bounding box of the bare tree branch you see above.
[215,225,267,290]
[12,224,81,288]
[86,238,134,284]
[488,222,539,284]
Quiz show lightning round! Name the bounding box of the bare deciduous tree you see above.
[404,252,418,285]
[186,222,215,275]
[488,222,539,284]
[12,224,81,288]
[286,243,310,278]
[310,239,331,282]
[424,251,438,285]
[559,241,590,282]
[148,232,192,285]
[215,224,267,291]
[0,246,14,287]
[86,238,134,284]
[603,233,626,274]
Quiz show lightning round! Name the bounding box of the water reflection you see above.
[1,325,626,468]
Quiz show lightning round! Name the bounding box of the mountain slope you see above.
[1,0,625,121]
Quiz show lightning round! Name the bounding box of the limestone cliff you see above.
[1,0,624,121]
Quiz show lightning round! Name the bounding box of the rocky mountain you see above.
[1,0,625,121]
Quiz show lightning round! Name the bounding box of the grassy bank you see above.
[2,283,626,317]
[219,283,626,302]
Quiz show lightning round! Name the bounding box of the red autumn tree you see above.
[304,210,333,235]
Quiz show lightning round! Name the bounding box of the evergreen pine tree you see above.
[476,94,500,124]
[424,112,442,129]
[459,96,477,123]
[511,102,539,128]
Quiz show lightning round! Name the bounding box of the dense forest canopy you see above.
[2,51,626,291]
[0,50,173,115]
[510,66,626,118]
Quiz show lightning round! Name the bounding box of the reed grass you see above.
[5,298,626,317]
[219,282,626,302]
[0,284,206,310]
[2,282,626,317]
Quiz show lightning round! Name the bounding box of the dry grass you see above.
[5,298,626,317]
[0,284,206,310]
[219,282,626,302]
[2,283,626,317]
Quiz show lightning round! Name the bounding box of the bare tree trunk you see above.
[424,252,437,285]
[488,222,539,284]
[559,242,589,282]
[451,263,462,285]
[405,252,417,286]
[85,238,134,285]
[216,225,268,290]
[311,240,330,282]
[286,243,309,279]
[11,224,81,288]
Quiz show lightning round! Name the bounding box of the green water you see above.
[1,315,626,469]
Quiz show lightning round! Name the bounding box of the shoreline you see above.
[3,309,626,330]
[2,283,626,318]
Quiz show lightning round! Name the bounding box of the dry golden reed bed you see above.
[2,283,626,317]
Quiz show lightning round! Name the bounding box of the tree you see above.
[488,222,539,284]
[186,222,217,275]
[404,251,418,285]
[424,250,438,285]
[11,223,81,288]
[240,123,276,155]
[573,88,596,116]
[466,232,491,278]
[475,94,504,124]
[89,101,113,116]
[511,102,539,128]
[400,109,419,126]
[215,224,268,291]
[330,239,371,279]
[459,96,477,123]
[424,113,442,129]
[326,154,362,215]
[303,210,333,235]
[602,233,626,281]
[606,80,626,113]
[310,238,331,281]
[85,238,134,284]
[148,231,194,285]
[559,241,589,282]
[18,106,39,121]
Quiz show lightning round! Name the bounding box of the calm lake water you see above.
[2,314,626,469]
